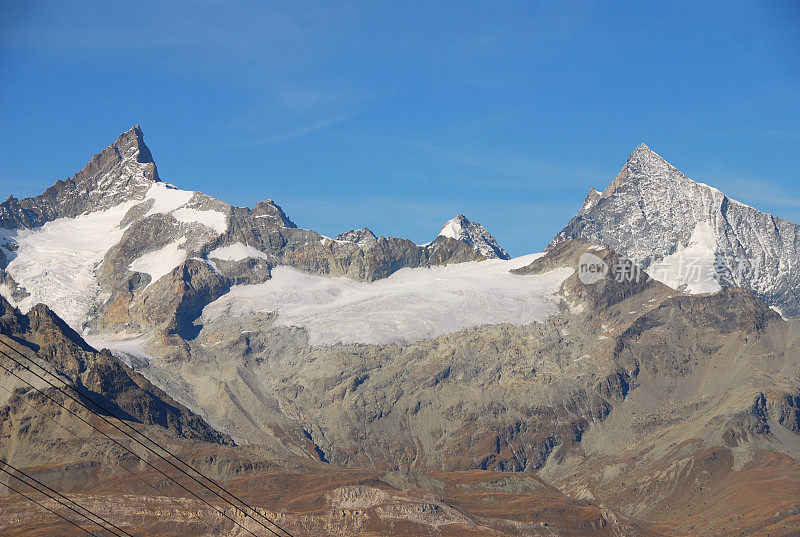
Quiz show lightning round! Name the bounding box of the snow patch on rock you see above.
[142,183,227,234]
[129,237,188,288]
[172,207,227,234]
[437,214,510,260]
[143,183,195,216]
[648,221,721,294]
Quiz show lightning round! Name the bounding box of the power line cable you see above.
[0,381,232,537]
[0,357,262,537]
[0,459,134,537]
[0,338,296,537]
[1,465,110,536]
[2,478,99,537]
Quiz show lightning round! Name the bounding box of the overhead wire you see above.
[0,380,233,536]
[2,478,99,537]
[0,338,297,537]
[0,459,135,537]
[0,355,263,537]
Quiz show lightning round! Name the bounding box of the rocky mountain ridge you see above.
[0,126,507,339]
[0,125,160,229]
[553,143,800,317]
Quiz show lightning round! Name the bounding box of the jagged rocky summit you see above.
[438,213,510,260]
[553,143,800,317]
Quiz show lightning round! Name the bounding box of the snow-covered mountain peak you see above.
[553,144,800,317]
[438,214,510,260]
[439,214,469,239]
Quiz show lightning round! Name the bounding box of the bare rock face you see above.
[251,199,297,228]
[552,143,800,317]
[0,125,160,228]
[337,227,377,246]
[0,294,231,445]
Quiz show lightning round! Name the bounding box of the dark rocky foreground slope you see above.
[0,293,231,450]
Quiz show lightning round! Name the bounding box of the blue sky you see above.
[1,1,798,255]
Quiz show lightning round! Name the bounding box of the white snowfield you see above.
[647,221,722,294]
[0,201,137,329]
[129,237,188,288]
[0,183,230,327]
[201,254,573,345]
[143,182,195,216]
[144,183,228,234]
[171,207,228,234]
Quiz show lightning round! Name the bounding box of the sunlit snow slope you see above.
[202,254,572,345]
[0,202,137,328]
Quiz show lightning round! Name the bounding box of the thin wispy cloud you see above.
[235,114,352,146]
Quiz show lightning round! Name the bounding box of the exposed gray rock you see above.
[337,227,377,246]
[552,143,800,317]
[0,125,160,228]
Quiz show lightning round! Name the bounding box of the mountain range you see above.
[2,126,800,537]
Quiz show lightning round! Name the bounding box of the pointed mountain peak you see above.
[112,124,156,166]
[625,142,669,170]
[438,214,510,260]
[0,125,165,227]
[67,125,161,198]
[599,143,673,198]
[252,199,297,228]
[578,187,603,215]
[438,214,470,238]
[337,227,378,246]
